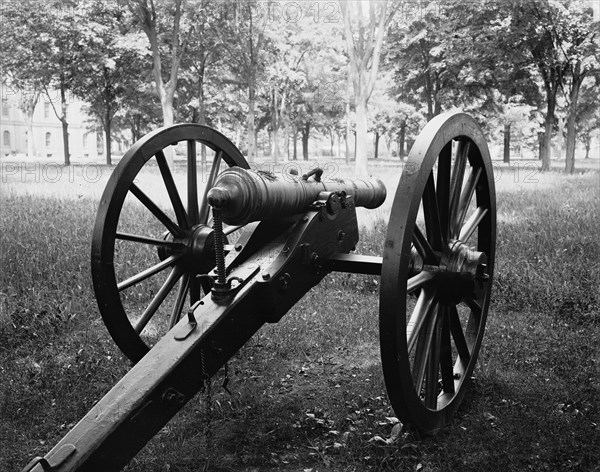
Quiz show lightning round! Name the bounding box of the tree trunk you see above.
[399,121,406,160]
[503,123,511,164]
[254,128,259,157]
[330,129,334,156]
[541,85,556,171]
[355,99,369,175]
[235,122,242,149]
[301,123,310,161]
[26,121,35,157]
[161,95,175,166]
[565,63,583,175]
[584,135,591,159]
[134,115,142,142]
[424,71,434,120]
[271,88,280,162]
[22,90,39,158]
[59,81,70,165]
[345,80,351,164]
[555,116,565,160]
[433,74,442,117]
[139,0,184,168]
[272,127,279,162]
[105,112,112,166]
[340,1,390,175]
[267,130,272,156]
[198,67,207,165]
[293,128,298,160]
[374,131,380,159]
[538,131,545,161]
[284,118,290,162]
[247,83,256,163]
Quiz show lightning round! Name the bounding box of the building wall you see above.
[1,86,101,160]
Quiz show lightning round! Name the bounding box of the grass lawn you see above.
[1,156,599,471]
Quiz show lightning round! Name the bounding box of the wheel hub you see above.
[435,240,487,304]
[157,225,217,274]
[186,225,217,273]
[442,239,486,277]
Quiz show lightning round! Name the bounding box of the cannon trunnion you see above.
[23,112,496,471]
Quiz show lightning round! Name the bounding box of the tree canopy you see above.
[1,0,598,173]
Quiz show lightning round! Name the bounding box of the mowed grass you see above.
[1,162,599,471]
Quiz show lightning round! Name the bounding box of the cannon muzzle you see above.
[207,167,386,225]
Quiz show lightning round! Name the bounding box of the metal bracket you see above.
[174,310,198,341]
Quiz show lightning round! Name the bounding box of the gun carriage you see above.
[23,111,496,471]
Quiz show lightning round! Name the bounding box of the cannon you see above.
[22,111,496,471]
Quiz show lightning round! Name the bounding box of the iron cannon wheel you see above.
[380,112,496,435]
[91,124,249,363]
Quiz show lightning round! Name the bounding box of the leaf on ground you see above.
[390,422,403,441]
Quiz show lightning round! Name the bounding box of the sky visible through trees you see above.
[0,0,598,173]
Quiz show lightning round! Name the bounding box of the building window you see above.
[83,133,88,148]
[44,102,50,119]
[3,130,10,147]
[45,132,51,147]
[2,99,8,117]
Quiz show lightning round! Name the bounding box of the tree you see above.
[559,2,599,173]
[575,77,600,159]
[178,1,224,129]
[128,0,191,164]
[72,1,146,165]
[504,0,595,171]
[1,0,84,165]
[340,1,399,175]
[216,0,272,162]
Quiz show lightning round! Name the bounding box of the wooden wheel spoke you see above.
[424,306,443,408]
[134,266,184,334]
[454,167,482,239]
[115,232,182,249]
[423,172,443,250]
[463,296,482,319]
[413,226,437,265]
[448,304,470,365]
[168,273,190,330]
[407,290,437,353]
[117,255,180,292]
[187,140,200,226]
[439,306,455,394]
[407,271,436,294]
[436,142,452,241]
[130,184,183,238]
[199,150,223,225]
[448,141,470,235]
[156,150,189,228]
[459,206,488,242]
[412,303,438,395]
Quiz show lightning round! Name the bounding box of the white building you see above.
[1,84,102,160]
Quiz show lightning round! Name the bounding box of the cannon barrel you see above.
[207,167,387,225]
